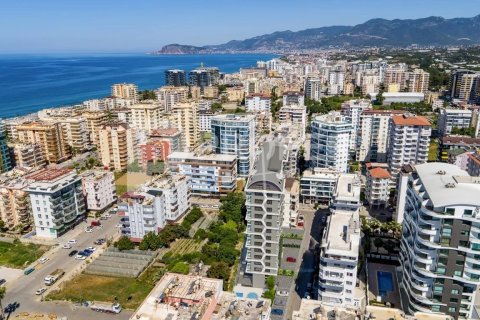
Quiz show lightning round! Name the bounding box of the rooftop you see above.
[334,174,361,202]
[368,167,391,179]
[27,168,72,182]
[392,114,431,126]
[324,209,360,253]
[414,162,480,208]
[247,141,286,192]
[150,128,181,137]
[313,112,351,126]
[441,136,480,146]
[168,152,237,163]
[292,297,358,320]
[301,168,340,180]
[211,114,256,122]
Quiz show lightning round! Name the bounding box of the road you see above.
[3,214,132,320]
[284,207,328,319]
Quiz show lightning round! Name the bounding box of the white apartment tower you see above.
[26,169,86,238]
[340,99,371,151]
[305,77,322,101]
[81,170,116,212]
[129,101,163,133]
[319,174,361,308]
[396,163,480,319]
[310,112,352,173]
[387,114,431,179]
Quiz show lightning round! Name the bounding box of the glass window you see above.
[451,289,459,295]
[448,307,456,313]
[433,285,443,293]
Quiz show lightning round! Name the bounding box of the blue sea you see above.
[0,53,276,118]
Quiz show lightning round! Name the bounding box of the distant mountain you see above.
[154,15,480,54]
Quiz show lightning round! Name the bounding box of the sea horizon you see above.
[0,53,276,119]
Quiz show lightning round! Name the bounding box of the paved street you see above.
[284,207,328,319]
[3,214,130,320]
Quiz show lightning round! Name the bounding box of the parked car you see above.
[91,220,101,227]
[0,279,6,286]
[115,223,123,228]
[38,257,49,264]
[94,238,106,245]
[35,287,47,295]
[24,267,35,275]
[62,243,72,249]
[4,302,19,313]
[303,293,311,299]
[68,239,77,244]
[297,221,304,227]
[75,254,86,260]
[85,227,93,233]
[68,250,78,257]
[286,257,297,263]
[85,246,96,252]
[81,250,92,257]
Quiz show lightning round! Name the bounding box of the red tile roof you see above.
[27,168,72,182]
[392,114,430,126]
[368,167,391,179]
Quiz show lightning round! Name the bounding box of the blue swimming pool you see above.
[377,271,394,297]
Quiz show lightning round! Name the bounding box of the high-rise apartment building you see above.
[387,114,432,178]
[282,91,305,107]
[318,174,361,308]
[149,128,183,153]
[0,169,33,229]
[278,105,307,141]
[26,168,86,238]
[129,101,163,133]
[299,168,340,205]
[81,170,116,212]
[155,86,189,112]
[365,166,391,208]
[188,67,220,88]
[82,110,108,148]
[99,123,137,171]
[438,109,472,137]
[305,77,322,101]
[167,152,237,196]
[384,67,408,92]
[244,141,287,288]
[165,69,186,87]
[171,102,200,151]
[142,173,190,222]
[310,112,352,173]
[357,110,405,163]
[340,99,371,151]
[211,114,256,177]
[111,83,138,102]
[450,69,475,99]
[245,94,271,113]
[459,74,480,102]
[396,163,480,319]
[12,143,46,169]
[139,139,171,169]
[16,122,70,164]
[0,123,12,173]
[408,69,430,93]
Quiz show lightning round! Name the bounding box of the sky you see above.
[0,0,478,53]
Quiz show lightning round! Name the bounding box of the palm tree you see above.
[0,286,6,320]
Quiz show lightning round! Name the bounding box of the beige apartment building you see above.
[384,68,408,92]
[156,86,189,111]
[0,169,33,230]
[171,102,200,151]
[129,101,163,132]
[111,83,138,102]
[41,116,90,152]
[99,123,137,171]
[16,122,70,163]
[82,110,108,148]
[408,69,430,93]
[226,86,245,102]
[203,86,219,99]
[12,143,46,168]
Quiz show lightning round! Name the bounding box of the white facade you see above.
[282,92,305,107]
[396,163,480,319]
[142,174,190,222]
[246,95,271,112]
[310,112,352,173]
[387,114,431,178]
[340,99,371,151]
[357,110,403,163]
[167,152,237,196]
[199,110,216,132]
[305,77,322,101]
[319,174,361,308]
[27,169,86,239]
[278,105,307,141]
[118,191,166,240]
[365,167,391,208]
[299,168,340,204]
[81,170,116,211]
[111,83,138,102]
[438,109,472,136]
[129,101,163,132]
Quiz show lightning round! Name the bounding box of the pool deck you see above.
[367,262,401,309]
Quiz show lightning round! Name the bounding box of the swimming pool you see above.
[377,271,394,297]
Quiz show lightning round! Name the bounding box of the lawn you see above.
[46,266,164,309]
[428,139,439,161]
[0,240,48,268]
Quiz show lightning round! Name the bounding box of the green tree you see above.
[373,238,384,252]
[139,90,157,100]
[181,206,203,229]
[374,91,384,106]
[210,102,223,111]
[146,161,164,176]
[218,193,245,226]
[139,232,162,250]
[266,275,275,290]
[207,262,230,290]
[115,236,134,251]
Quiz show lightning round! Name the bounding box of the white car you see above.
[68,239,77,244]
[103,213,111,218]
[303,293,311,299]
[115,223,123,228]
[85,228,93,233]
[36,287,47,295]
[75,254,86,260]
[38,257,49,264]
[276,290,289,296]
[62,243,72,249]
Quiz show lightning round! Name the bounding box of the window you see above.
[448,307,456,313]
[450,298,458,303]
[464,209,473,216]
[431,306,440,312]
[433,285,443,294]
[445,208,455,215]
[442,228,452,237]
[451,289,459,295]
[37,214,41,218]
[454,270,463,277]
